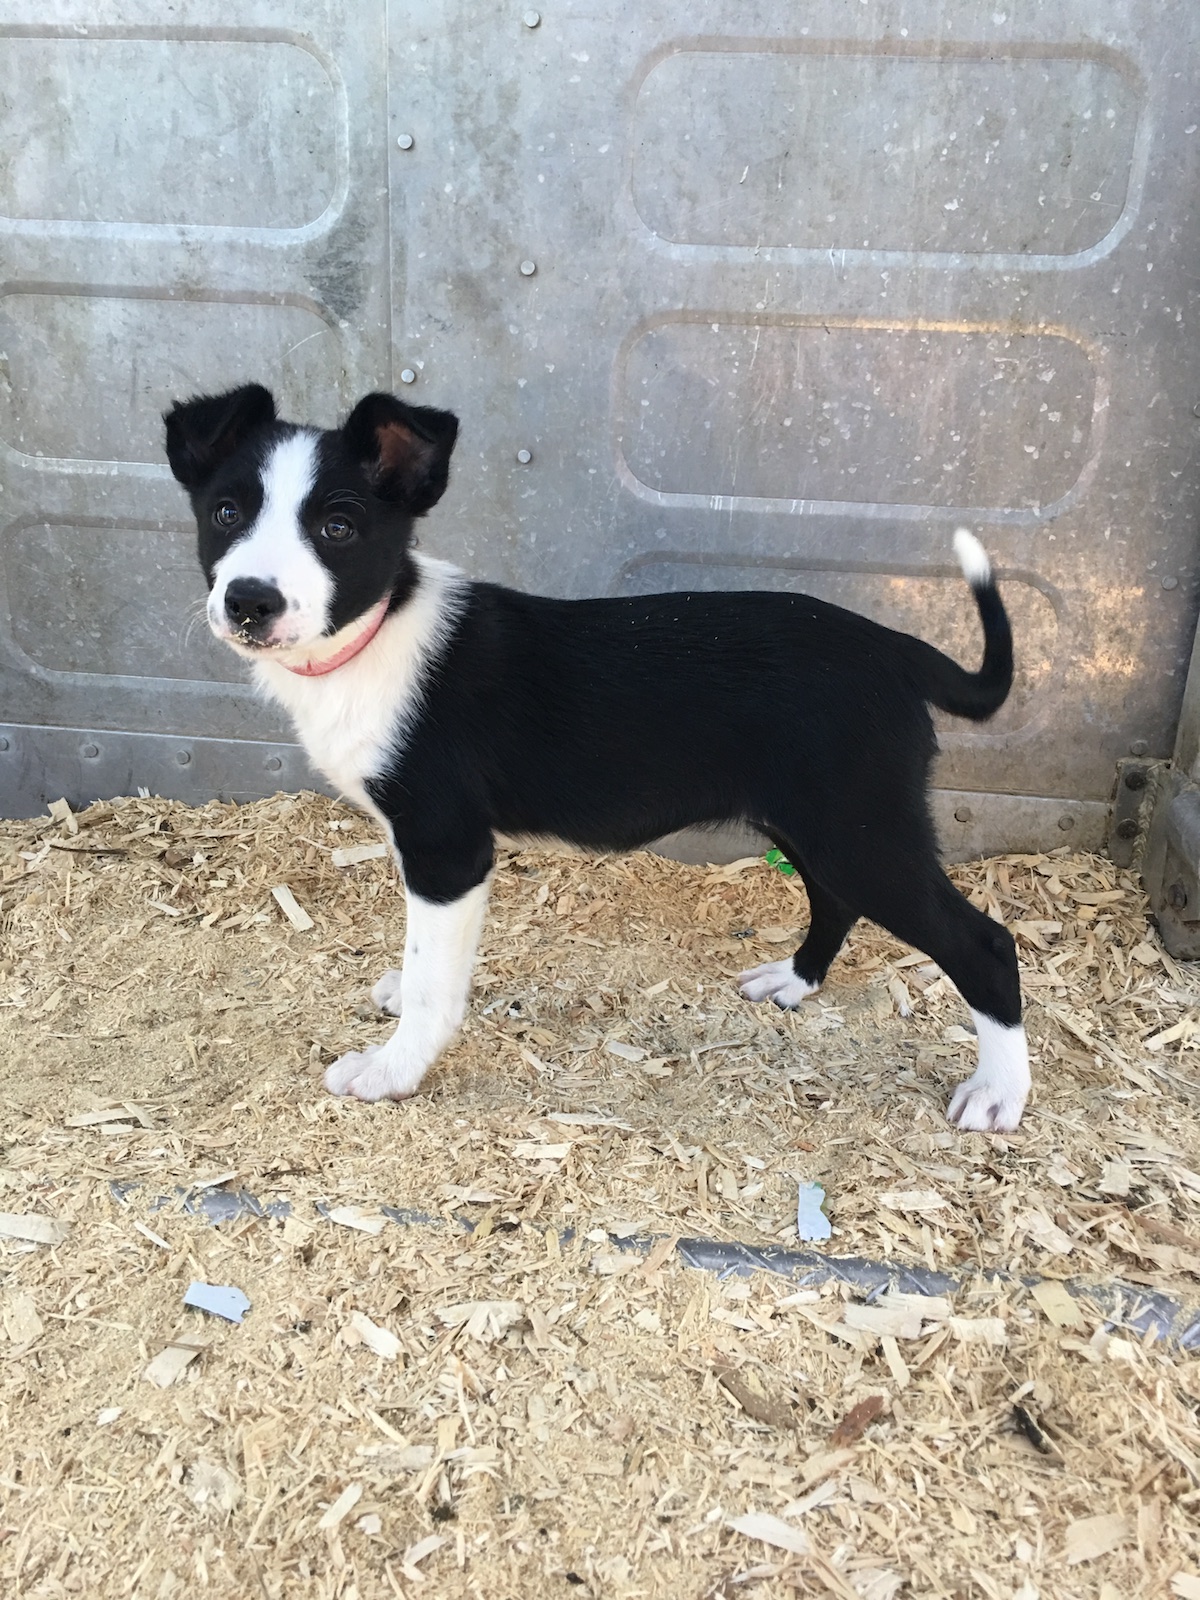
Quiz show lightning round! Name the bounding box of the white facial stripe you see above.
[208,430,332,649]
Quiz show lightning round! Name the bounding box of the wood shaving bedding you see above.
[1,790,1199,1597]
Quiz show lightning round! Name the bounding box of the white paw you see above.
[738,958,819,1009]
[948,1014,1030,1132]
[946,1070,1028,1133]
[371,968,404,1016]
[323,1043,426,1102]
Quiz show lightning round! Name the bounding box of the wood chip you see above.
[1097,1160,1132,1197]
[348,1311,402,1360]
[331,842,389,868]
[271,884,314,931]
[143,1333,206,1388]
[0,1212,69,1245]
[435,1300,523,1342]
[878,1190,947,1213]
[727,1511,809,1555]
[1029,1279,1085,1330]
[2,1291,43,1344]
[605,1040,646,1062]
[317,1481,362,1532]
[48,797,78,836]
[357,1444,435,1474]
[402,1534,447,1577]
[66,1103,154,1129]
[829,1394,886,1448]
[714,1362,795,1430]
[880,1334,910,1388]
[1064,1513,1134,1564]
[948,1316,1008,1347]
[324,1206,387,1236]
[1016,1208,1075,1255]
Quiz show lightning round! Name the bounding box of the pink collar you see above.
[285,597,391,677]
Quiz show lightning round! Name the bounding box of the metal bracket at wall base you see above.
[1140,767,1200,960]
[1107,758,1168,870]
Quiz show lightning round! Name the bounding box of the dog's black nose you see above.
[224,578,286,629]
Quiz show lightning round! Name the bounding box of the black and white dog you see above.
[164,384,1030,1132]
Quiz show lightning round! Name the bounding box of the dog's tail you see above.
[907,530,1013,722]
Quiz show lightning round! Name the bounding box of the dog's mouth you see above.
[207,603,310,657]
[209,595,392,674]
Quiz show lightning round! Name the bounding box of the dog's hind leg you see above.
[739,851,858,1009]
[845,858,1028,1132]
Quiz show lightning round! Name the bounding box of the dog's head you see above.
[164,385,458,664]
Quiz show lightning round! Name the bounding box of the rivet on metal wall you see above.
[516,448,532,465]
[523,10,541,27]
[396,133,414,150]
[519,259,537,277]
[1130,739,1149,756]
[1162,576,1178,590]
[81,744,100,760]
[1057,813,1076,831]
[399,369,416,385]
[1124,768,1148,791]
[1115,819,1140,841]
[0,737,9,752]
[176,751,192,766]
[954,806,972,823]
[265,756,283,773]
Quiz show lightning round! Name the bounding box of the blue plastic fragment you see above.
[184,1281,251,1324]
[796,1180,833,1242]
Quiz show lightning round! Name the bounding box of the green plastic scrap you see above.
[764,848,796,877]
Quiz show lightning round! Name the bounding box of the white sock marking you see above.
[946,1010,1030,1132]
[953,527,992,588]
[324,879,491,1101]
[738,957,819,1009]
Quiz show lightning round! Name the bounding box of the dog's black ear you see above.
[342,393,459,514]
[163,384,277,490]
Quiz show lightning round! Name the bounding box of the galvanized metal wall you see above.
[2,1,1198,859]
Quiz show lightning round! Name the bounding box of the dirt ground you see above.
[1,790,1199,1598]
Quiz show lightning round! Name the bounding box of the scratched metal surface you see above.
[1,1,1198,855]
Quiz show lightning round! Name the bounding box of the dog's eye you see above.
[213,501,240,529]
[321,515,356,543]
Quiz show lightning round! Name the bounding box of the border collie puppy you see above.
[164,384,1029,1132]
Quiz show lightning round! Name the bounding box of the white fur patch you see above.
[324,879,491,1101]
[253,553,467,809]
[372,968,404,1016]
[738,957,819,1008]
[953,527,992,589]
[208,430,330,650]
[946,1010,1030,1132]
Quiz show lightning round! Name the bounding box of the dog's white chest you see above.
[266,672,399,806]
[252,555,465,810]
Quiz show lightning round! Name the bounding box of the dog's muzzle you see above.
[221,578,286,643]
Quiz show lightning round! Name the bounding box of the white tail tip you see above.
[953,527,992,588]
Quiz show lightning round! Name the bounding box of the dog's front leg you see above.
[324,877,491,1102]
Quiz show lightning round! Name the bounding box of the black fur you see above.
[164,386,457,637]
[368,581,1020,1028]
[167,385,1022,1037]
